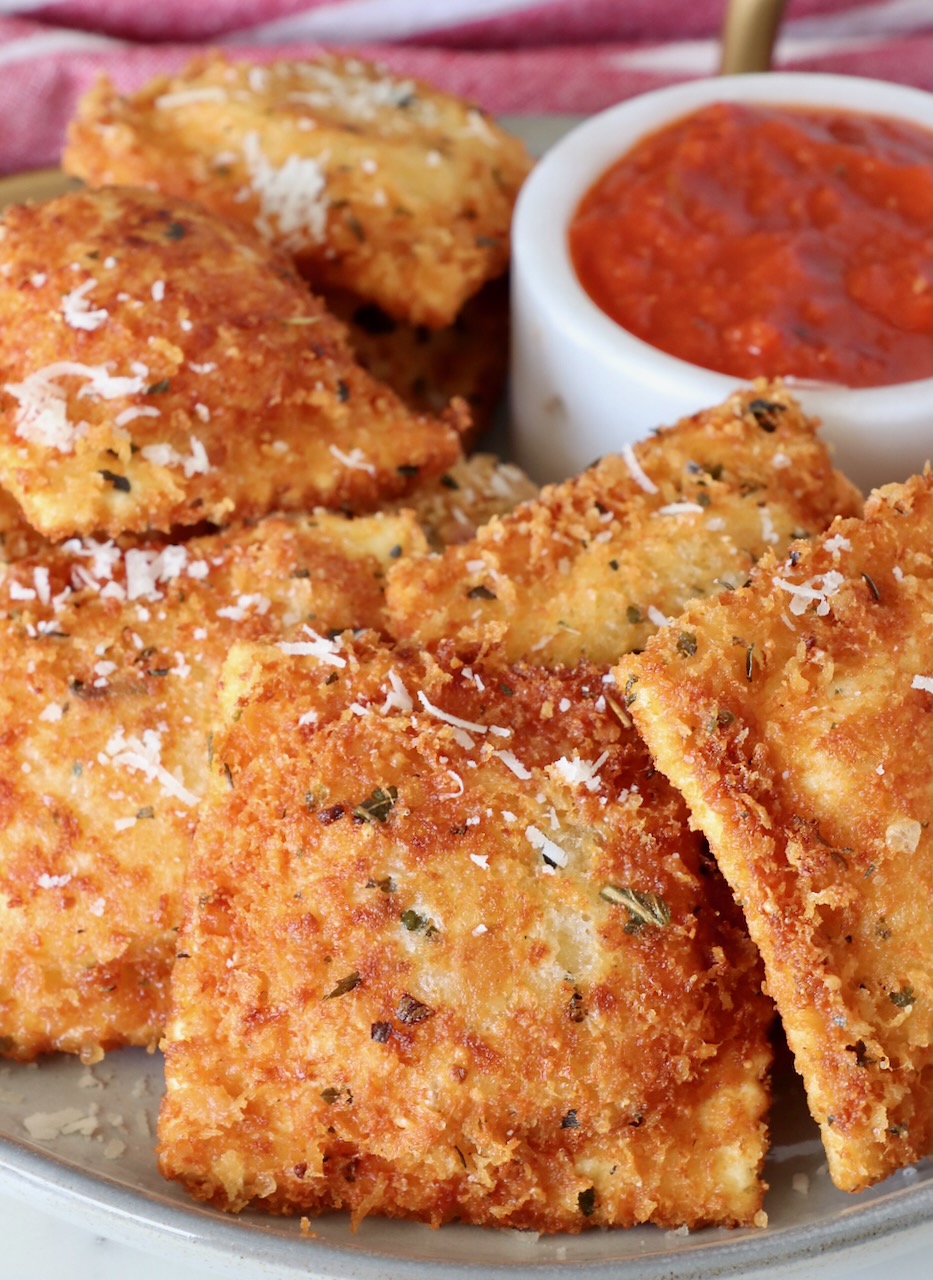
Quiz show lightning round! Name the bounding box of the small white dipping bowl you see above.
[510,73,933,491]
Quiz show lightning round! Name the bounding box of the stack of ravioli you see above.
[0,52,929,1239]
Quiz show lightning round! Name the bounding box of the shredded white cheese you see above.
[524,824,569,868]
[242,131,330,249]
[4,362,145,453]
[912,674,933,694]
[329,443,375,475]
[621,443,658,495]
[773,570,845,617]
[493,749,532,780]
[61,279,108,332]
[655,501,704,517]
[104,727,200,807]
[277,626,347,667]
[551,751,609,792]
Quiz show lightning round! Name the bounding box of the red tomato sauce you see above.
[568,102,933,388]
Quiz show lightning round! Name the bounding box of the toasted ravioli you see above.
[324,278,510,443]
[0,510,427,1061]
[385,385,862,666]
[390,452,538,548]
[159,638,772,1232]
[64,54,532,329]
[0,186,464,540]
[618,471,933,1193]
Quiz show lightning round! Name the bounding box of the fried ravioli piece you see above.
[618,471,933,1192]
[64,54,532,329]
[386,384,863,666]
[158,637,772,1232]
[0,186,464,540]
[0,510,427,1061]
[324,277,510,443]
[389,451,538,549]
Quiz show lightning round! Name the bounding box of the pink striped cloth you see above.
[0,0,930,175]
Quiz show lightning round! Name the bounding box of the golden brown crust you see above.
[158,637,772,1232]
[385,383,863,666]
[0,186,464,539]
[0,486,46,561]
[63,54,532,329]
[0,510,427,1061]
[324,277,510,445]
[618,470,933,1192]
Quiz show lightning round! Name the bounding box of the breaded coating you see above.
[324,278,510,443]
[617,471,933,1193]
[0,510,427,1061]
[64,53,532,329]
[0,486,46,561]
[389,452,538,549]
[0,186,464,540]
[386,384,863,666]
[158,637,772,1232]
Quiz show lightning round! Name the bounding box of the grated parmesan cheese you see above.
[493,749,532,780]
[329,443,376,475]
[621,443,658,494]
[4,362,145,452]
[61,279,108,332]
[524,824,569,868]
[278,625,347,667]
[551,751,609,792]
[242,132,330,250]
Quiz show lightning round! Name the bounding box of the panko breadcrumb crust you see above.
[0,186,465,540]
[617,471,933,1193]
[158,637,773,1233]
[385,384,863,667]
[63,53,532,329]
[0,510,427,1061]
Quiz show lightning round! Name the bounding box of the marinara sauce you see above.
[569,102,933,387]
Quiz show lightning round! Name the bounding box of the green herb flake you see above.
[370,1021,392,1043]
[165,221,186,240]
[862,572,881,602]
[560,1109,579,1129]
[400,908,427,932]
[336,379,350,403]
[320,1086,341,1105]
[98,469,131,493]
[600,885,672,931]
[626,604,641,623]
[889,986,915,1008]
[467,584,496,600]
[352,785,398,824]
[136,806,155,820]
[324,971,361,1000]
[396,992,433,1024]
[676,630,697,657]
[578,1187,596,1217]
[748,398,786,431]
[145,378,171,395]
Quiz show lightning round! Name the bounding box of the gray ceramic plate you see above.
[0,116,931,1280]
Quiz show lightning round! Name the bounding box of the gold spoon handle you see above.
[719,0,788,74]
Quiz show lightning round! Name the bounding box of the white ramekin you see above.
[510,73,933,491]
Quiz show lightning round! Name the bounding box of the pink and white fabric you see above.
[0,0,930,175]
